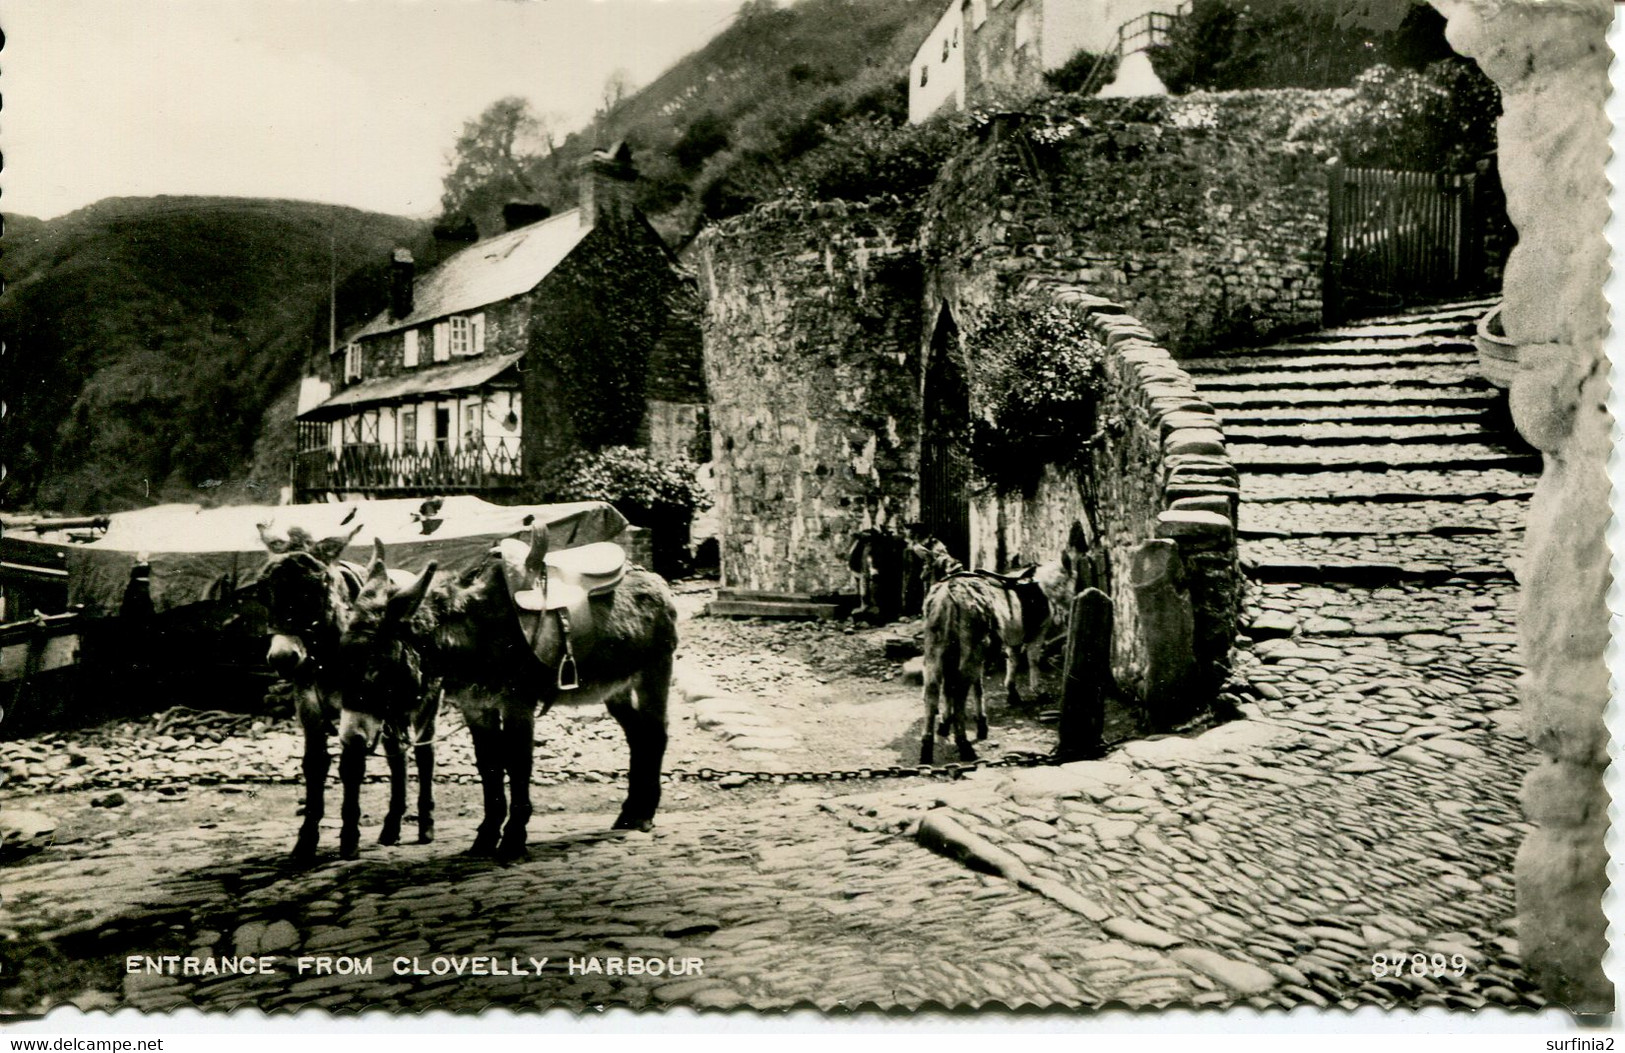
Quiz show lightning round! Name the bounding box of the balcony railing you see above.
[295,440,522,494]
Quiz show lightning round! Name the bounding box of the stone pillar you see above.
[1432,0,1612,1013]
[1130,538,1196,726]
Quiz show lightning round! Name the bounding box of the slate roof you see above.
[349,209,593,340]
[298,352,524,420]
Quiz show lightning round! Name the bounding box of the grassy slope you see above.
[1,197,428,512]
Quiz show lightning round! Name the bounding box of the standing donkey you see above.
[255,523,440,860]
[338,528,678,862]
[917,548,1079,764]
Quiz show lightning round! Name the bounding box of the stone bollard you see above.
[1130,539,1196,727]
[1057,588,1112,761]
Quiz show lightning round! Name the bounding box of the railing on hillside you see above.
[1077,1,1190,97]
[294,439,523,496]
[1323,162,1488,325]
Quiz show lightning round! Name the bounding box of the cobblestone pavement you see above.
[1,301,1551,1015]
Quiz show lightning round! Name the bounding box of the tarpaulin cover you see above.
[15,497,627,616]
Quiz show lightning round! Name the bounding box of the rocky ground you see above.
[0,301,1556,1017]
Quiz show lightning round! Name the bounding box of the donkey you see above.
[918,551,1078,764]
[339,530,678,862]
[255,523,440,860]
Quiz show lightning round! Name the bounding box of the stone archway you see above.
[1429,0,1613,1013]
[919,305,972,563]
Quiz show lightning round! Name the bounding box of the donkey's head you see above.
[335,540,438,718]
[906,536,963,595]
[255,522,362,682]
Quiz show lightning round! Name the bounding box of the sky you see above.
[1,0,751,220]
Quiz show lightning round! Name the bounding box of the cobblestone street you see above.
[1,302,1551,1015]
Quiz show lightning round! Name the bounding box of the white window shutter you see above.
[404,329,419,368]
[472,312,486,355]
[433,322,449,362]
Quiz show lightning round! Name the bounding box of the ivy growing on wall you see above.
[965,293,1106,496]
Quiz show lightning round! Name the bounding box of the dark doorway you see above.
[919,307,971,563]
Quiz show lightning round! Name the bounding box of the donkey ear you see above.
[523,525,550,584]
[386,562,437,623]
[367,537,390,584]
[257,521,291,554]
[312,523,364,564]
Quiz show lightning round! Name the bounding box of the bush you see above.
[539,446,711,518]
[965,295,1107,494]
[781,114,966,203]
[1289,60,1499,173]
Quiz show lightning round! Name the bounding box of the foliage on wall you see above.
[964,294,1106,495]
[1287,62,1500,174]
[538,445,711,519]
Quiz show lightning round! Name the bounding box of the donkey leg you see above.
[292,689,330,861]
[919,671,940,765]
[974,675,989,742]
[413,685,442,845]
[951,675,977,762]
[378,726,406,846]
[1003,645,1025,708]
[610,658,672,831]
[495,700,536,862]
[337,710,383,860]
[463,700,506,857]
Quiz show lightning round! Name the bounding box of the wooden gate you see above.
[919,310,970,563]
[1323,162,1485,325]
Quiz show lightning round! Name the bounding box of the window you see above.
[942,37,950,62]
[920,64,929,86]
[404,329,419,368]
[463,398,484,447]
[434,407,451,450]
[400,408,417,450]
[952,26,959,49]
[433,322,450,362]
[344,343,363,382]
[447,313,486,357]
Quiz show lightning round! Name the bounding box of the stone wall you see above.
[1432,0,1612,1014]
[695,201,922,595]
[924,91,1344,355]
[963,280,1239,716]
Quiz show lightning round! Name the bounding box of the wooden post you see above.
[1322,158,1345,327]
[1057,587,1111,762]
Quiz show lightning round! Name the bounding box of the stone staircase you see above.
[1181,298,1535,588]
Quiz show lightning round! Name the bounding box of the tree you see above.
[441,97,561,238]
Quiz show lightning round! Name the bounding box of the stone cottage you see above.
[293,143,706,503]
[908,0,1182,122]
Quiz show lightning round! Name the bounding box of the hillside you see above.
[1,197,429,513]
[509,0,946,242]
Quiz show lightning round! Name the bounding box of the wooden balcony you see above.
[295,441,523,496]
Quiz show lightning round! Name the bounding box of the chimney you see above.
[389,248,415,320]
[502,202,553,232]
[577,141,637,228]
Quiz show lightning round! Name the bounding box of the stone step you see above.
[1224,422,1496,446]
[1240,468,1538,503]
[1216,404,1490,425]
[1329,297,1498,327]
[706,599,843,620]
[1230,443,1540,474]
[1195,366,1481,391]
[1184,350,1476,373]
[1242,530,1519,575]
[1204,387,1494,409]
[1239,497,1529,538]
[1243,557,1517,586]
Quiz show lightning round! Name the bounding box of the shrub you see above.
[779,113,967,204]
[1289,60,1499,173]
[965,295,1107,494]
[539,446,711,519]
